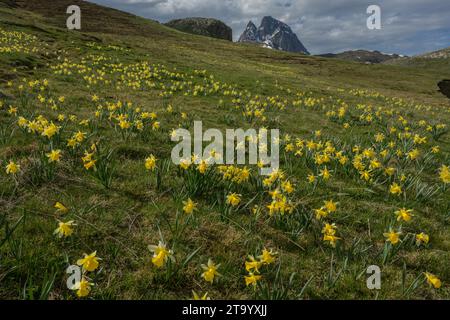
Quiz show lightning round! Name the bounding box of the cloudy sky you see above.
[89,0,450,56]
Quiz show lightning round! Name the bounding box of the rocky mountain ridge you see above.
[165,17,232,41]
[318,50,405,64]
[238,16,309,54]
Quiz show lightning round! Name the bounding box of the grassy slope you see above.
[0,0,449,299]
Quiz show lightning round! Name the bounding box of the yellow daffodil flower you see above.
[77,251,100,272]
[201,259,221,284]
[54,220,75,238]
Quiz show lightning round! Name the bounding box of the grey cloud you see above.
[89,0,450,56]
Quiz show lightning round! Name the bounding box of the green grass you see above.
[0,0,449,300]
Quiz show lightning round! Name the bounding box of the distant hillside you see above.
[384,46,450,73]
[418,47,450,59]
[318,50,403,64]
[385,47,450,65]
[165,17,232,41]
[1,0,165,37]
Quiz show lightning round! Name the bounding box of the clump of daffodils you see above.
[68,252,101,298]
[218,165,250,184]
[322,223,341,248]
[262,169,285,188]
[314,200,337,220]
[262,169,296,216]
[267,188,294,216]
[81,149,97,170]
[244,248,277,288]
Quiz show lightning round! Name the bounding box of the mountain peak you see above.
[261,16,276,23]
[239,20,258,42]
[260,16,289,31]
[238,16,309,54]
